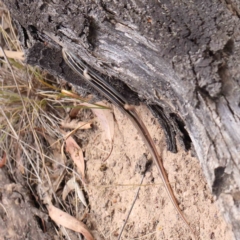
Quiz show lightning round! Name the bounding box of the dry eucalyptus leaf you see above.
[62,177,87,207]
[0,50,24,60]
[62,177,75,201]
[80,102,114,143]
[16,146,24,174]
[65,136,85,181]
[47,203,94,240]
[61,119,92,130]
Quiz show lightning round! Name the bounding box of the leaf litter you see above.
[62,176,87,207]
[0,9,97,237]
[64,134,86,182]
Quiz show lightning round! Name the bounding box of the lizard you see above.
[62,48,195,236]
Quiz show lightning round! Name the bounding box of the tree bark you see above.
[2,0,240,238]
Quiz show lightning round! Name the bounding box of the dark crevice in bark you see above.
[170,112,192,151]
[212,166,227,197]
[147,104,177,153]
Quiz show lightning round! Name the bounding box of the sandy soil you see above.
[0,99,234,240]
[82,103,233,240]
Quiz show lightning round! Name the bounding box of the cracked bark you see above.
[2,0,240,239]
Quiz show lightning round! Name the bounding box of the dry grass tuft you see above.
[0,4,97,239]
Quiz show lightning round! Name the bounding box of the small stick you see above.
[118,174,145,240]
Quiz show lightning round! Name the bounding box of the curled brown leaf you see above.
[61,119,92,130]
[65,136,85,181]
[62,177,87,207]
[47,203,94,240]
[80,102,114,143]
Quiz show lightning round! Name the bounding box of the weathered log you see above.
[2,0,240,238]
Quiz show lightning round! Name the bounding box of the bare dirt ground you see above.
[0,99,234,240]
[82,103,234,240]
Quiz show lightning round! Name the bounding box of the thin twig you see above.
[118,174,145,240]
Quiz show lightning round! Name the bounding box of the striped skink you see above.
[62,48,194,235]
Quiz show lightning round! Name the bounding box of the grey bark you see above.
[2,0,240,239]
